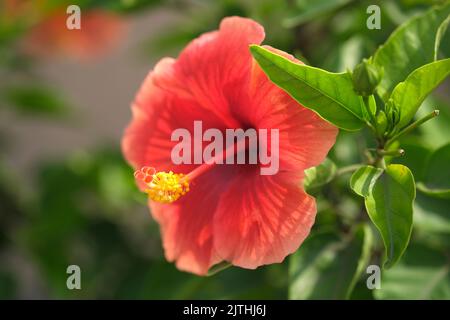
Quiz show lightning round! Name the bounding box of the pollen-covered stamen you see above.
[134,167,189,204]
[133,140,245,203]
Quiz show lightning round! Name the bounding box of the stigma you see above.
[134,166,189,204]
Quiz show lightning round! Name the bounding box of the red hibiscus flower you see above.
[122,17,337,275]
[23,9,127,60]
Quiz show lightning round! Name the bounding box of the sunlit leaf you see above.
[350,165,383,197]
[250,45,365,131]
[365,164,415,268]
[390,58,450,129]
[373,2,450,99]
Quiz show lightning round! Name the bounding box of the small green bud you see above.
[352,59,383,96]
[385,99,400,129]
[376,111,388,136]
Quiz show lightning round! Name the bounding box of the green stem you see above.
[385,110,440,148]
[376,149,405,157]
[375,156,386,169]
[336,164,363,176]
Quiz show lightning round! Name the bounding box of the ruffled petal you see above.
[213,172,316,269]
[121,61,178,176]
[228,46,338,178]
[24,10,126,60]
[122,58,227,178]
[153,16,265,128]
[151,167,236,275]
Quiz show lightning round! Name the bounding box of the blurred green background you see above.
[0,0,449,299]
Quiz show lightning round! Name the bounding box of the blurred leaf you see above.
[143,28,201,57]
[304,158,337,192]
[117,260,287,299]
[417,183,450,199]
[283,0,353,28]
[22,149,149,298]
[365,164,415,268]
[106,0,163,13]
[391,142,431,180]
[350,165,383,197]
[2,86,70,116]
[97,161,140,210]
[417,143,450,198]
[375,243,450,299]
[250,45,365,131]
[383,1,412,25]
[0,270,17,299]
[435,5,450,59]
[373,2,450,100]
[289,225,373,299]
[0,161,24,248]
[330,130,365,166]
[336,36,364,72]
[349,278,374,300]
[414,192,450,235]
[414,96,450,148]
[38,0,163,13]
[390,58,450,129]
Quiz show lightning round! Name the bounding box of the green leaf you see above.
[2,85,69,116]
[283,0,352,28]
[304,158,337,192]
[414,193,450,235]
[0,271,17,299]
[390,58,450,129]
[373,2,450,100]
[417,183,450,199]
[365,164,416,268]
[374,243,450,299]
[434,11,450,60]
[418,143,450,198]
[250,45,365,131]
[107,0,162,13]
[361,95,377,123]
[350,165,383,197]
[289,225,373,299]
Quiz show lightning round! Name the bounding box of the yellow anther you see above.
[138,170,189,204]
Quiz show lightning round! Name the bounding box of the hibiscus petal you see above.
[122,63,176,175]
[151,167,235,275]
[153,17,265,128]
[213,172,316,269]
[24,10,126,60]
[122,59,226,177]
[228,46,338,177]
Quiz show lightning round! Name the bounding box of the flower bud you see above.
[375,110,388,136]
[385,99,400,131]
[352,59,383,96]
